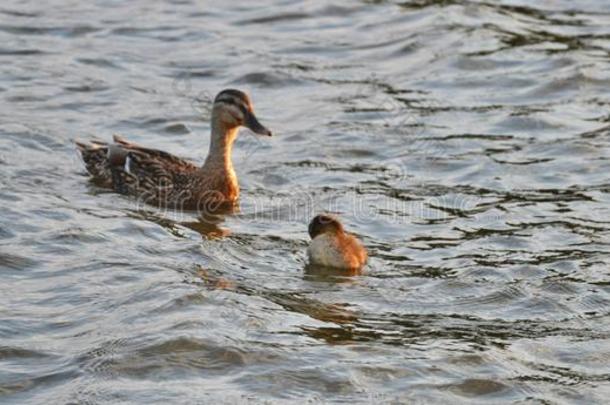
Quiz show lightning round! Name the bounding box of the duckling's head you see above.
[212,89,272,136]
[308,214,344,239]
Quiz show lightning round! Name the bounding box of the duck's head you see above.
[212,89,272,136]
[308,214,344,239]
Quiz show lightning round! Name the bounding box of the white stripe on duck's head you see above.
[213,89,272,136]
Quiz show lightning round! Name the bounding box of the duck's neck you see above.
[205,120,238,164]
[203,121,239,188]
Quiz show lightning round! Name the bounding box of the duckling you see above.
[76,89,271,211]
[307,214,368,270]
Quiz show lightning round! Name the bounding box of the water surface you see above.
[1,0,610,403]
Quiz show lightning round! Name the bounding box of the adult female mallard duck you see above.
[307,214,368,271]
[76,89,271,211]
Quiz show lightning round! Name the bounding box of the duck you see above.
[307,214,368,271]
[76,89,271,211]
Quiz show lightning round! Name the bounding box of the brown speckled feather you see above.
[76,135,215,208]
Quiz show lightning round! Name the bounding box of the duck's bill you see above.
[245,111,272,136]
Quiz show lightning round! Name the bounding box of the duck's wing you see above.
[76,135,199,202]
[110,135,196,171]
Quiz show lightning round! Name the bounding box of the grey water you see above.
[1,0,609,403]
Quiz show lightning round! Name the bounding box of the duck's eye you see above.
[229,105,245,121]
[217,102,245,125]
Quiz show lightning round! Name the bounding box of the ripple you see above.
[239,12,310,25]
[0,24,98,36]
[0,48,46,56]
[92,337,280,379]
[0,346,51,360]
[0,252,37,271]
[163,123,190,134]
[234,71,303,88]
[447,378,509,398]
[1,0,609,403]
[75,57,122,69]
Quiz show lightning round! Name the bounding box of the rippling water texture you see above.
[1,0,610,403]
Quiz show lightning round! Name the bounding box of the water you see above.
[1,0,609,403]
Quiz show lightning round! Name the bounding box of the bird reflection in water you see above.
[303,263,363,283]
[180,207,235,239]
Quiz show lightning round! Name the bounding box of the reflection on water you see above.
[1,0,610,403]
[304,264,363,280]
